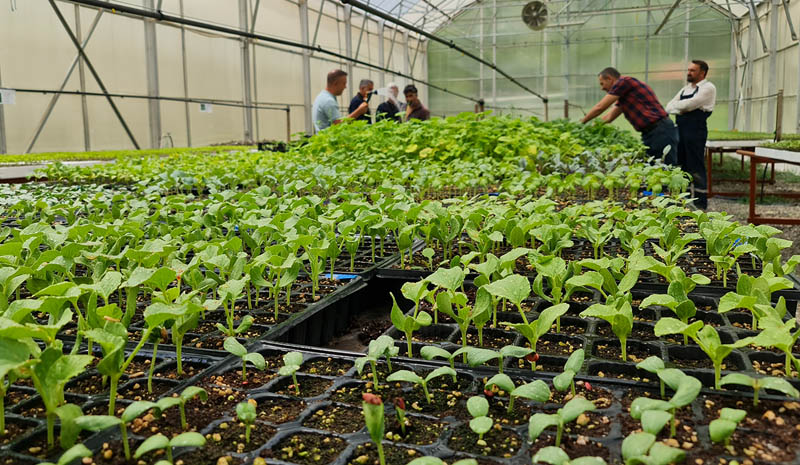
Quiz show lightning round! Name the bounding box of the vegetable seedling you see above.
[720,373,800,406]
[460,345,533,374]
[654,318,755,388]
[419,346,459,382]
[580,301,633,361]
[484,274,532,324]
[466,396,493,444]
[394,397,407,435]
[386,367,456,404]
[484,373,550,413]
[532,446,607,465]
[553,349,584,396]
[39,443,92,465]
[278,351,304,396]
[362,393,386,465]
[503,303,568,368]
[630,371,701,438]
[709,408,746,449]
[529,396,596,447]
[223,337,267,382]
[154,386,208,431]
[134,431,206,464]
[621,432,685,465]
[236,400,257,444]
[636,356,670,399]
[74,400,156,460]
[389,292,432,357]
[356,335,398,389]
[407,457,477,465]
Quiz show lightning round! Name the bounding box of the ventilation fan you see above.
[521,1,548,31]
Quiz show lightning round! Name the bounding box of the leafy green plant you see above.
[74,401,156,460]
[654,318,754,388]
[621,432,685,465]
[532,446,607,465]
[484,274,531,324]
[630,371,701,438]
[224,337,267,381]
[484,373,550,413]
[134,431,206,464]
[407,457,477,465]
[466,395,493,443]
[30,347,93,448]
[356,335,398,389]
[236,400,257,444]
[435,288,490,358]
[154,386,208,431]
[503,303,568,365]
[719,373,800,406]
[553,349,584,396]
[278,351,304,396]
[386,367,456,403]
[393,397,407,435]
[461,345,533,374]
[709,408,746,449]
[531,256,579,332]
[635,356,672,399]
[529,396,596,447]
[0,336,33,435]
[39,443,92,465]
[419,346,460,381]
[390,293,432,357]
[362,393,386,465]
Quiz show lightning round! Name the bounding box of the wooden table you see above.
[737,149,800,225]
[706,140,773,198]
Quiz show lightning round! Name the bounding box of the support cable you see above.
[340,0,548,103]
[61,0,481,104]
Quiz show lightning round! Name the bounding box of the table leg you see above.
[749,156,757,223]
[771,162,776,184]
[706,148,714,198]
[741,153,744,171]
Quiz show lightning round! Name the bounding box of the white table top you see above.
[706,139,771,148]
[754,147,800,165]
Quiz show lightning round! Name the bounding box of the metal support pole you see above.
[492,0,497,107]
[0,61,6,154]
[544,100,549,121]
[564,100,569,119]
[404,31,411,77]
[378,20,386,89]
[48,0,140,149]
[781,0,797,41]
[251,0,261,141]
[286,107,291,142]
[299,0,313,134]
[74,5,91,151]
[797,33,800,132]
[745,14,756,130]
[748,0,769,52]
[239,0,253,142]
[684,1,689,70]
[611,12,618,68]
[775,89,783,140]
[144,0,162,149]
[654,0,682,36]
[728,22,737,130]
[766,0,778,132]
[179,0,191,147]
[344,6,353,83]
[479,4,484,99]
[311,0,326,49]
[25,7,104,153]
[645,0,651,82]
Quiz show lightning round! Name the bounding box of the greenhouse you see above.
[2,1,800,465]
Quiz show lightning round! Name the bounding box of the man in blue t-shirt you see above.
[312,70,368,132]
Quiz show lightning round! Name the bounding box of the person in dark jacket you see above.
[376,83,403,122]
[348,79,374,123]
[404,85,430,121]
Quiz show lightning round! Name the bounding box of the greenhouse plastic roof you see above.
[367,0,753,35]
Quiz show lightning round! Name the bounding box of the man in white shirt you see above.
[666,60,716,209]
[312,69,368,132]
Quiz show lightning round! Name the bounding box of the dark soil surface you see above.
[269,375,334,398]
[303,404,365,433]
[346,442,424,465]
[447,424,523,458]
[264,432,348,465]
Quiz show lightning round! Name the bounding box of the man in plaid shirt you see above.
[581,67,678,166]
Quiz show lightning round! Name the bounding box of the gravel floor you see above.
[707,180,800,262]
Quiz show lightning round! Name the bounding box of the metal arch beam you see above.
[48,0,140,149]
[653,0,682,36]
[747,0,769,52]
[25,5,105,153]
[781,0,797,41]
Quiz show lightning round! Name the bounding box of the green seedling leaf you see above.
[641,409,671,435]
[485,373,515,394]
[467,396,490,418]
[621,432,656,460]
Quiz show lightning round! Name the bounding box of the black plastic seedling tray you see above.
[7,339,800,465]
